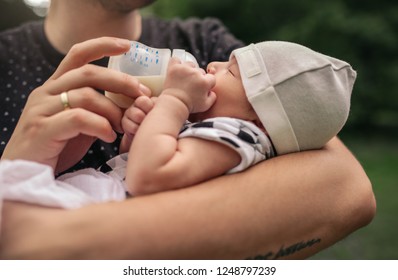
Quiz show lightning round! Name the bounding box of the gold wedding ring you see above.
[60,91,71,110]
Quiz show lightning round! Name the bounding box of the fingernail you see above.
[139,84,152,96]
[110,130,118,141]
[115,38,131,47]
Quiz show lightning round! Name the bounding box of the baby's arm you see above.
[125,58,240,195]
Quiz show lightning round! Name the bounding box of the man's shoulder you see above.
[0,21,43,40]
[142,16,227,35]
[141,16,244,66]
[0,21,43,53]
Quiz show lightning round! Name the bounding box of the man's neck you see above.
[44,1,142,54]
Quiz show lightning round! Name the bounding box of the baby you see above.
[113,40,356,195]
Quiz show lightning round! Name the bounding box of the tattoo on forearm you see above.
[246,238,321,260]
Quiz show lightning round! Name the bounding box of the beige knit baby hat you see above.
[231,41,356,155]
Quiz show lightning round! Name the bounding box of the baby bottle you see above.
[106,41,199,108]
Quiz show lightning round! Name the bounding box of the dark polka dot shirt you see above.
[0,17,244,173]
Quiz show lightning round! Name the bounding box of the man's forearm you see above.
[1,137,375,259]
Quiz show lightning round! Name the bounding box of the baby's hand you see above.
[120,95,156,153]
[163,58,216,113]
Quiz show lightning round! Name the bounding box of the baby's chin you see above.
[188,111,213,122]
[188,113,201,122]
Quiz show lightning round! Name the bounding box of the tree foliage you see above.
[0,0,39,30]
[145,0,398,132]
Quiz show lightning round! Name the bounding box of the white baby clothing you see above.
[0,117,274,214]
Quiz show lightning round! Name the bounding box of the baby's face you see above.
[190,57,256,122]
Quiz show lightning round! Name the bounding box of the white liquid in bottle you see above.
[105,75,165,108]
[105,41,197,108]
[136,75,165,97]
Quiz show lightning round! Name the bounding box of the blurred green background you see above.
[2,0,397,259]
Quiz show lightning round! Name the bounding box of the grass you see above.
[311,132,398,259]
